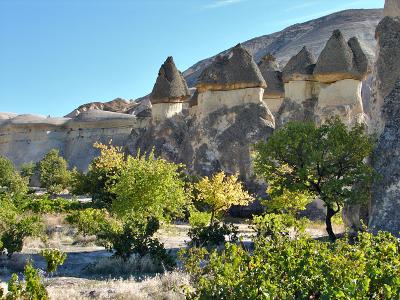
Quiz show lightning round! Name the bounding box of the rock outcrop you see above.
[129,45,274,185]
[370,80,400,235]
[370,16,400,134]
[384,0,400,17]
[314,30,369,125]
[150,57,190,122]
[0,111,149,170]
[369,0,400,236]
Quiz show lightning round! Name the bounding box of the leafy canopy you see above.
[194,171,253,223]
[0,156,28,200]
[254,118,374,240]
[112,150,187,222]
[38,149,71,195]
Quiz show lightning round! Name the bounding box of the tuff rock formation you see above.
[370,80,400,235]
[258,54,284,115]
[130,45,274,188]
[149,57,190,122]
[370,15,400,134]
[369,0,400,236]
[384,0,400,17]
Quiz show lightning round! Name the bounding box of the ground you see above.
[0,213,344,300]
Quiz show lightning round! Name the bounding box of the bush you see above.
[68,209,175,270]
[40,248,67,273]
[23,196,85,214]
[0,156,28,200]
[19,161,36,183]
[182,217,400,299]
[38,149,71,195]
[2,261,48,300]
[188,222,239,248]
[0,197,43,256]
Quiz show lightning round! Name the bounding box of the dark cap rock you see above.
[150,57,190,105]
[196,44,266,92]
[314,30,369,83]
[282,47,316,83]
[258,54,284,98]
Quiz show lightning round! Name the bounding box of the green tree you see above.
[80,142,125,207]
[19,161,36,183]
[254,118,374,241]
[40,248,67,274]
[0,156,28,200]
[112,150,187,222]
[38,149,71,195]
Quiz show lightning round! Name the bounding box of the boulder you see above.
[282,47,316,83]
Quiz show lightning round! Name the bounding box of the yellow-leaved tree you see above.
[195,171,254,225]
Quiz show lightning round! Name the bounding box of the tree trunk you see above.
[326,206,337,242]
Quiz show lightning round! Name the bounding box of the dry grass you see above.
[45,271,190,300]
[84,255,166,276]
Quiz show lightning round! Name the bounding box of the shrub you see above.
[188,222,239,248]
[2,261,48,300]
[38,149,71,195]
[19,161,36,183]
[23,196,85,214]
[0,156,28,200]
[68,209,175,269]
[0,197,43,257]
[40,248,67,274]
[182,217,400,299]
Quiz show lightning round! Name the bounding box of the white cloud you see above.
[202,0,245,9]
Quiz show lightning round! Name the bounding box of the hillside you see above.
[183,9,382,87]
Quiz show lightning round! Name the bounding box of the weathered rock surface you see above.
[0,111,149,170]
[150,57,190,104]
[370,16,400,133]
[314,30,369,83]
[196,44,266,92]
[384,0,400,17]
[370,80,400,235]
[282,47,316,83]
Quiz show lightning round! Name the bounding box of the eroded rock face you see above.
[130,102,274,182]
[370,16,400,134]
[0,111,150,170]
[384,0,400,17]
[370,80,400,236]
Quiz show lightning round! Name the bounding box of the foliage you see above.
[69,167,91,196]
[22,196,86,214]
[193,172,253,225]
[254,118,374,241]
[38,149,71,195]
[19,162,36,182]
[252,213,308,240]
[0,197,43,256]
[188,209,211,228]
[188,222,239,248]
[78,142,125,207]
[182,218,400,299]
[40,248,67,273]
[263,187,313,216]
[66,208,111,237]
[68,209,175,269]
[112,150,187,222]
[0,156,28,200]
[2,262,48,300]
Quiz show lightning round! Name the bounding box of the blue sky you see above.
[0,0,383,117]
